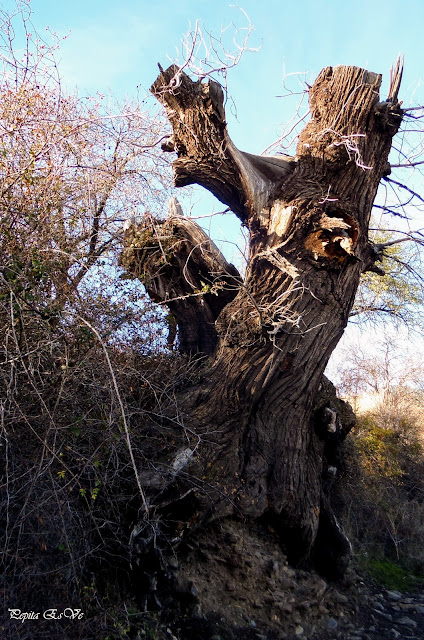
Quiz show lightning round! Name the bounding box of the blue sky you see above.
[6,0,424,361]
[21,0,424,153]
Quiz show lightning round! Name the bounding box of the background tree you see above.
[350,226,424,326]
[0,47,171,309]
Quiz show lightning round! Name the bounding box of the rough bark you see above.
[121,198,241,355]
[122,62,403,577]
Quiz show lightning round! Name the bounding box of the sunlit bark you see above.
[122,61,403,576]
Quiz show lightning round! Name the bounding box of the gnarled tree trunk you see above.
[121,61,403,577]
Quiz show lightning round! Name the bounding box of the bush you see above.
[0,291,194,638]
[340,389,424,585]
[0,3,182,637]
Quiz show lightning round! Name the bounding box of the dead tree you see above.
[121,62,403,577]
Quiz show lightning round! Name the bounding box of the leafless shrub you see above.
[0,3,187,638]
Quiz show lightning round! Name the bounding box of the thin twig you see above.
[76,316,150,516]
[390,160,424,168]
[383,176,424,204]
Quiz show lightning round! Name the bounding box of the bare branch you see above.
[170,7,259,88]
[402,106,424,112]
[372,204,411,219]
[383,176,424,204]
[390,160,424,168]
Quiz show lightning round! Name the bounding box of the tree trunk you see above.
[121,62,403,577]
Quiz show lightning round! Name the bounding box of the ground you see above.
[143,517,424,640]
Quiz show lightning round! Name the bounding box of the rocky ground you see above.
[153,518,424,640]
[310,586,424,640]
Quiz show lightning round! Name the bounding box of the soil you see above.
[153,518,424,640]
